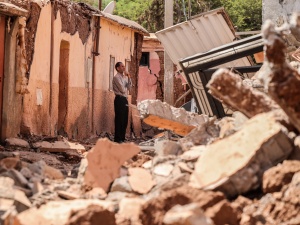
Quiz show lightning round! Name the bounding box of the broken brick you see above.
[77,138,140,191]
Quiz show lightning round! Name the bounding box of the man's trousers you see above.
[114,95,128,143]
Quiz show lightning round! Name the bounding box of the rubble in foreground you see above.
[2,15,300,225]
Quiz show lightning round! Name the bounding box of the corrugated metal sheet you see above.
[155,8,251,68]
[155,8,260,117]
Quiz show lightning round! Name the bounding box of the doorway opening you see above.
[58,40,69,135]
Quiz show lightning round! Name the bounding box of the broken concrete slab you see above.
[154,140,182,156]
[163,203,213,225]
[190,112,293,197]
[207,68,280,118]
[128,167,155,194]
[13,199,116,225]
[5,138,30,148]
[179,119,219,151]
[260,19,300,132]
[180,146,206,161]
[138,100,210,126]
[263,160,300,193]
[77,138,140,191]
[143,115,196,136]
[33,140,86,153]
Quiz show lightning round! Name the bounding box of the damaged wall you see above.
[21,2,94,139]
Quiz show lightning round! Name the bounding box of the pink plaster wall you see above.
[137,37,164,103]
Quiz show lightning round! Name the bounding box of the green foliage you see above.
[72,0,262,32]
[219,0,262,31]
[114,0,152,22]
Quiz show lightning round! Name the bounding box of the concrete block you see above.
[33,140,85,153]
[77,138,140,191]
[207,68,279,118]
[5,138,29,148]
[128,167,155,194]
[190,112,293,197]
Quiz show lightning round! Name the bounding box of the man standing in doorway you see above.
[112,62,132,143]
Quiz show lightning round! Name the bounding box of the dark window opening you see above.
[140,52,149,66]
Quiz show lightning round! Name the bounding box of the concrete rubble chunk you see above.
[139,186,225,225]
[179,119,219,151]
[5,138,30,148]
[260,19,300,132]
[190,112,293,197]
[77,138,140,191]
[138,100,210,126]
[138,100,210,136]
[263,160,300,193]
[154,140,182,156]
[0,157,22,170]
[128,167,156,194]
[118,197,145,223]
[207,68,280,118]
[163,203,214,225]
[205,200,239,225]
[110,176,133,193]
[153,163,174,177]
[180,146,206,161]
[143,115,196,136]
[33,140,86,153]
[13,199,116,225]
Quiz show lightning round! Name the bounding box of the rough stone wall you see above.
[263,0,300,25]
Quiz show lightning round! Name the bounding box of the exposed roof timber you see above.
[0,2,28,17]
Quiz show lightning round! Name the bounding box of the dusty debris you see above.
[207,68,280,118]
[260,18,300,133]
[77,138,140,191]
[33,140,86,153]
[138,100,210,136]
[262,160,300,193]
[12,199,116,225]
[163,203,214,225]
[190,112,293,197]
[128,167,155,194]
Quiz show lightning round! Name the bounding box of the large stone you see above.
[263,160,300,193]
[205,200,239,225]
[5,138,30,148]
[190,112,293,197]
[118,197,145,223]
[207,68,279,118]
[128,167,155,194]
[139,186,225,225]
[154,140,182,156]
[78,138,140,191]
[13,199,116,225]
[179,119,219,151]
[260,19,300,132]
[27,161,64,180]
[163,203,213,225]
[0,157,21,170]
[33,140,85,153]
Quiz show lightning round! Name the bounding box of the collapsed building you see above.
[0,0,148,141]
[1,15,300,224]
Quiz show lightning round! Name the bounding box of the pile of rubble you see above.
[2,16,300,225]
